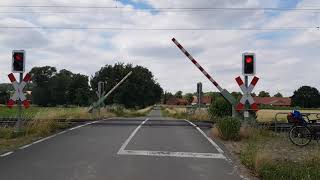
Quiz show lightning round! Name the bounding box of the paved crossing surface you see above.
[0,107,241,180]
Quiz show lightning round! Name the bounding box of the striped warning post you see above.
[172,38,223,92]
[235,76,259,111]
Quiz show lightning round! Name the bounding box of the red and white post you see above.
[235,76,259,112]
[8,72,31,132]
[172,38,223,92]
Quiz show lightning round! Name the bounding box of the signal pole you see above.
[15,73,23,132]
[242,53,256,121]
[11,50,26,132]
[244,75,249,121]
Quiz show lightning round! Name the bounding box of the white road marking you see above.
[185,120,197,127]
[69,124,86,131]
[0,151,13,157]
[184,120,224,154]
[117,118,149,153]
[56,130,67,135]
[13,120,101,153]
[19,144,32,150]
[119,150,226,159]
[117,118,226,159]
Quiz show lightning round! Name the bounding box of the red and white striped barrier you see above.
[235,76,259,111]
[172,38,223,92]
[7,73,31,108]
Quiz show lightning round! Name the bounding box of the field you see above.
[257,109,320,122]
[161,105,320,122]
[0,105,153,120]
[0,106,95,119]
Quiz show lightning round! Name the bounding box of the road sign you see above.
[235,76,259,112]
[172,38,237,108]
[12,50,25,73]
[7,73,31,108]
[242,53,255,76]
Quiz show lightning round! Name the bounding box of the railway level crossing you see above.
[172,38,259,119]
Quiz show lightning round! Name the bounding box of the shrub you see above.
[208,97,232,119]
[26,119,61,137]
[0,128,25,139]
[216,117,241,140]
[240,143,258,170]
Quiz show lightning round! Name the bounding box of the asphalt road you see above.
[0,107,241,180]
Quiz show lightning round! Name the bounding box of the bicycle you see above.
[288,113,320,146]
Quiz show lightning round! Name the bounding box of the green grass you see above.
[160,106,210,121]
[236,128,320,180]
[0,106,42,119]
[216,117,241,140]
[109,106,153,117]
[0,106,94,119]
[258,159,320,180]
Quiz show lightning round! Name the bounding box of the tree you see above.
[47,70,91,106]
[91,63,163,108]
[231,92,242,100]
[30,66,57,106]
[0,83,12,104]
[49,69,73,106]
[163,91,173,104]
[174,91,183,99]
[258,91,270,97]
[251,92,257,97]
[69,74,91,106]
[292,86,320,108]
[274,92,283,98]
[30,66,91,107]
[208,95,232,118]
[184,93,194,104]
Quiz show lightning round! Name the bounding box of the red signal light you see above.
[242,53,255,75]
[245,56,253,64]
[12,50,25,72]
[14,54,23,61]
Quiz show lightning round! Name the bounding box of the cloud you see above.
[0,0,318,97]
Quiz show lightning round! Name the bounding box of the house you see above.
[166,97,189,105]
[191,96,213,106]
[253,97,291,107]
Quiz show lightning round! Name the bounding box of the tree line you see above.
[164,86,320,108]
[0,63,163,108]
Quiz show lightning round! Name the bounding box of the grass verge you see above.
[212,123,320,180]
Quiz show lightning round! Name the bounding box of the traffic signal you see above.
[242,53,255,76]
[12,50,25,73]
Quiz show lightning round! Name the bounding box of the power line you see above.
[0,9,318,14]
[0,5,320,11]
[0,26,317,31]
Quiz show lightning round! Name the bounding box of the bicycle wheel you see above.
[289,125,312,146]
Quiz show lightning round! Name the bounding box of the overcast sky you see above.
[0,0,319,97]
